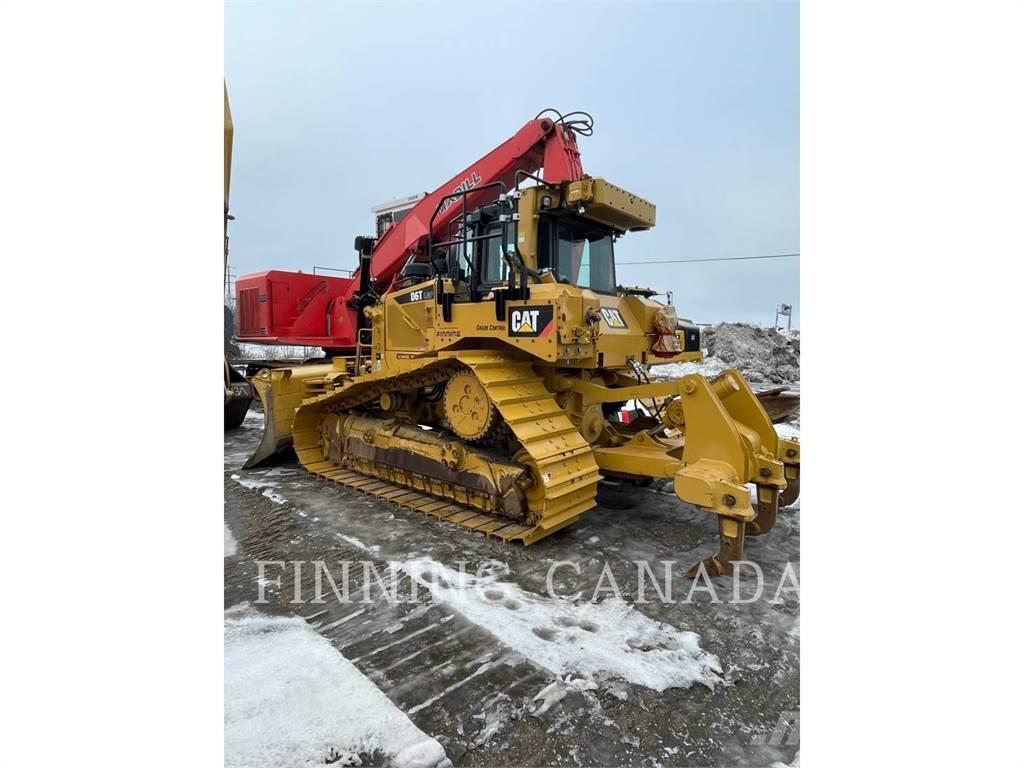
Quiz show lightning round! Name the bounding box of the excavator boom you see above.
[234,114,584,352]
[362,116,582,291]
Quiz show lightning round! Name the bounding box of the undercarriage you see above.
[246,351,800,574]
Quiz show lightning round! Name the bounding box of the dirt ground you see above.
[225,407,800,767]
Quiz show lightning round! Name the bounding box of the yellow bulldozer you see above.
[236,110,800,575]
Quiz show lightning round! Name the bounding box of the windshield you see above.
[540,218,616,293]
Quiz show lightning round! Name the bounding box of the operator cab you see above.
[445,206,619,296]
[469,213,618,293]
[422,177,653,321]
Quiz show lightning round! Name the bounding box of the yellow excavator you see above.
[236,110,800,575]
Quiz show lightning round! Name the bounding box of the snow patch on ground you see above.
[224,524,238,557]
[231,474,289,505]
[774,422,801,440]
[772,752,800,768]
[398,559,721,691]
[531,677,597,716]
[788,617,800,642]
[339,534,381,555]
[237,343,325,361]
[224,605,448,768]
[232,475,277,491]
[262,488,287,505]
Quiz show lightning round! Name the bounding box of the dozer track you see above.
[300,465,542,543]
[458,351,602,541]
[286,352,600,544]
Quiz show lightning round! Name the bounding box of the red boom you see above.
[235,115,584,352]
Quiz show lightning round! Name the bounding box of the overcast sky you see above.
[225,0,798,326]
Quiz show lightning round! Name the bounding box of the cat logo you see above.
[513,310,539,333]
[600,307,628,329]
[508,305,554,338]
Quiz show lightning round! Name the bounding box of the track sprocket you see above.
[443,370,497,441]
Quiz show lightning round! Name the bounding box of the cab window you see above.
[482,222,508,284]
[539,218,616,293]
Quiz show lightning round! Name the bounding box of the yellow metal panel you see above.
[224,83,232,207]
[565,178,656,231]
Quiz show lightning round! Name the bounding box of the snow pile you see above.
[399,559,721,692]
[651,323,800,384]
[224,523,238,557]
[224,605,448,768]
[774,422,801,440]
[647,356,727,381]
[237,343,325,361]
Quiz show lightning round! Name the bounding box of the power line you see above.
[617,252,799,265]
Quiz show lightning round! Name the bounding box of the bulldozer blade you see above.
[243,377,287,468]
[243,363,335,468]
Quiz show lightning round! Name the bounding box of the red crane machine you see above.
[234,111,587,352]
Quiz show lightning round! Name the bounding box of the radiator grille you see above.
[238,287,261,336]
